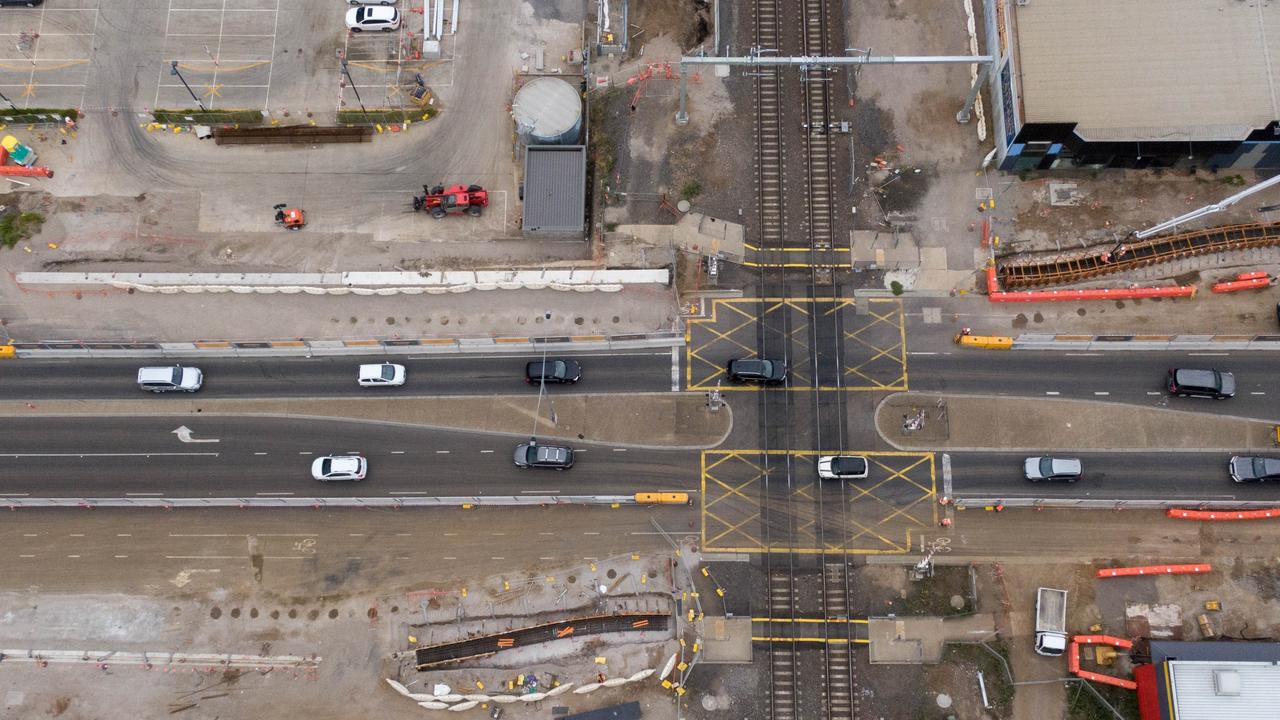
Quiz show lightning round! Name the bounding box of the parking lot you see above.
[155,0,281,111]
[0,1,97,110]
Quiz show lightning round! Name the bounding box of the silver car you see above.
[513,442,574,469]
[1230,456,1280,483]
[1024,457,1082,482]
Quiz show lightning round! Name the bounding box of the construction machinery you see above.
[273,203,306,230]
[412,184,489,219]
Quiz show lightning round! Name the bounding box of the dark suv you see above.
[726,358,787,385]
[525,359,582,385]
[1166,368,1235,399]
[513,441,575,469]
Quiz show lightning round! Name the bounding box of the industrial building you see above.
[993,0,1280,171]
[1136,641,1280,720]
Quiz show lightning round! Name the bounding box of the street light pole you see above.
[169,60,208,112]
[0,90,17,112]
[340,59,368,116]
[530,312,552,441]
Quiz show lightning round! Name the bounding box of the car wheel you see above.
[431,209,446,219]
[381,26,393,32]
[1028,477,1038,482]
[351,27,362,33]
[1216,395,1227,400]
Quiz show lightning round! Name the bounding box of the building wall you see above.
[998,123,1280,172]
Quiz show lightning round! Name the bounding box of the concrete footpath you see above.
[0,393,732,450]
[877,392,1278,452]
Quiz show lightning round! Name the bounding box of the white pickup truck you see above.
[1035,587,1069,656]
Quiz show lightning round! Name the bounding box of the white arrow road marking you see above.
[172,426,220,444]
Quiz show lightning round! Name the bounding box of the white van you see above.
[137,365,203,393]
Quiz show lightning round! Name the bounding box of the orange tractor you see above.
[412,184,489,219]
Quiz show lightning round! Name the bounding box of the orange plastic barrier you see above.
[1097,564,1211,578]
[1168,508,1280,521]
[0,165,52,178]
[1067,642,1080,673]
[985,268,1196,302]
[1076,670,1138,690]
[1211,277,1271,293]
[1236,271,1271,281]
[1074,635,1133,649]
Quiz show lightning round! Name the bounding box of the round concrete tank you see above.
[512,77,582,146]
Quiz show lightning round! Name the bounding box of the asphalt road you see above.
[0,351,676,400]
[950,451,1280,501]
[907,350,1280,419]
[0,417,697,497]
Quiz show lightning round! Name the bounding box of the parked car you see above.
[512,441,575,469]
[347,0,393,4]
[345,5,400,31]
[525,359,581,385]
[312,455,367,481]
[726,358,787,384]
[0,1,43,7]
[1024,457,1082,482]
[137,365,203,393]
[1166,368,1235,399]
[817,455,869,480]
[358,362,406,387]
[1229,456,1280,483]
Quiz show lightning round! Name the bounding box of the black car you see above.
[0,1,42,6]
[726,358,787,384]
[1166,368,1235,399]
[513,441,575,469]
[525,359,582,385]
[1230,456,1280,482]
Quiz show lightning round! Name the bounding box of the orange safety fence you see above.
[1073,635,1133,650]
[1236,271,1271,281]
[1097,563,1211,578]
[1168,508,1280,521]
[1067,642,1080,674]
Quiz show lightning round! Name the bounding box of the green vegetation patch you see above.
[941,642,1015,718]
[884,566,975,616]
[152,108,265,125]
[337,107,437,125]
[1067,676,1139,720]
[0,108,77,125]
[0,211,44,248]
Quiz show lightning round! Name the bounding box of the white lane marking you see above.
[349,533,365,537]
[395,533,411,537]
[401,351,669,361]
[480,450,495,454]
[539,532,555,536]
[1094,391,1110,396]
[69,534,84,537]
[1065,353,1102,357]
[490,557,505,560]
[1045,391,1060,396]
[443,532,458,536]
[612,448,627,452]
[435,450,450,454]
[116,534,131,537]
[540,556,555,560]
[298,452,313,455]
[907,352,940,356]
[165,555,309,560]
[671,346,681,391]
[443,556,457,560]
[114,555,128,558]
[3,493,27,497]
[1188,352,1229,356]
[254,452,268,456]
[66,555,79,559]
[390,451,406,454]
[521,490,559,494]
[22,534,37,537]
[490,532,506,536]
[126,493,163,497]
[1251,392,1267,396]
[0,453,218,458]
[583,532,601,536]
[255,492,294,496]
[389,491,426,495]
[1147,391,1162,396]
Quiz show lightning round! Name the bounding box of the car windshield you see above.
[1039,458,1056,477]
[550,360,566,378]
[320,459,333,475]
[1257,458,1280,477]
[356,7,368,20]
[170,367,183,383]
[379,365,395,381]
[832,457,865,475]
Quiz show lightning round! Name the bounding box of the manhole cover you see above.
[936,693,953,709]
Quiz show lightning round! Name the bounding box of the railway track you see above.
[754,0,785,252]
[997,222,1280,288]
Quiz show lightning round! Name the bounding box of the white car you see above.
[817,455,869,480]
[358,362,406,387]
[347,0,394,4]
[312,455,367,481]
[1024,456,1082,482]
[346,5,400,31]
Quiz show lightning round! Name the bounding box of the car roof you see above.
[358,363,389,377]
[137,366,178,380]
[1047,457,1082,474]
[829,456,868,473]
[1174,368,1220,385]
[361,6,396,19]
[327,456,361,472]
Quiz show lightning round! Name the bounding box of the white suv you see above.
[137,365,203,393]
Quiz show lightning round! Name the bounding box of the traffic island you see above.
[875,392,1277,452]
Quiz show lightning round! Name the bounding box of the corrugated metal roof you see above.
[1014,0,1280,141]
[523,145,585,237]
[1168,661,1280,719]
